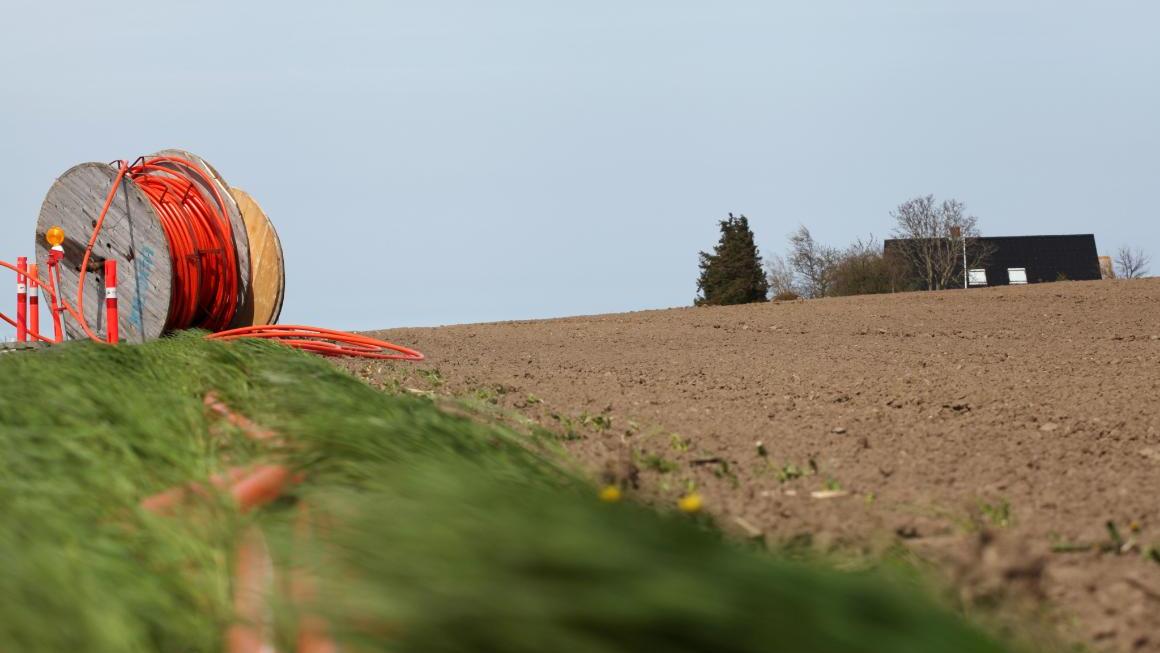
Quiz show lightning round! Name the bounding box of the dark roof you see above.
[884,234,1101,285]
[965,234,1095,242]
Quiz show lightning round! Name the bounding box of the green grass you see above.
[0,334,1015,652]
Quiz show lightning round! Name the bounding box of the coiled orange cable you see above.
[129,158,240,331]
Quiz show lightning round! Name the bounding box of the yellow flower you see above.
[599,485,622,503]
[678,493,703,514]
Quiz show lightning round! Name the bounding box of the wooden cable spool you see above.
[34,151,286,342]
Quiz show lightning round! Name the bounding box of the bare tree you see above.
[1115,246,1151,279]
[890,195,987,291]
[764,253,800,299]
[787,226,839,298]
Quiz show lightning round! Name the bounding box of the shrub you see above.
[829,238,907,297]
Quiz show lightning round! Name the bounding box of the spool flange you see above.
[35,162,174,342]
[229,187,286,326]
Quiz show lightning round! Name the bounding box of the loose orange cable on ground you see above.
[142,394,339,653]
[204,392,279,441]
[226,527,278,653]
[207,325,424,361]
[291,503,341,653]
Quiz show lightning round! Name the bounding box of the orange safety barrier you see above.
[28,263,40,340]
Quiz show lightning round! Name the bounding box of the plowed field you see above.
[359,279,1160,652]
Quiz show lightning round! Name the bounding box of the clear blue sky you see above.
[2,1,1156,331]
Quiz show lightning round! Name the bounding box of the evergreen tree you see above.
[695,213,769,305]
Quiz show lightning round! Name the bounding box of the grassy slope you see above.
[0,335,1013,652]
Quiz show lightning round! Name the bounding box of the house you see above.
[884,234,1102,287]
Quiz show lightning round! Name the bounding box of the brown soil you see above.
[354,279,1160,652]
